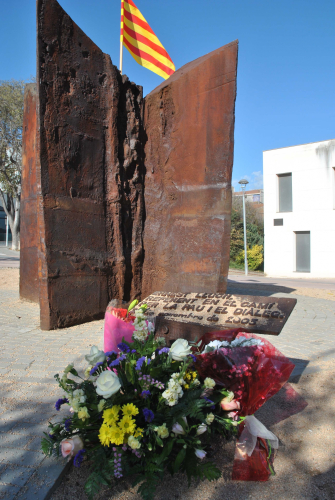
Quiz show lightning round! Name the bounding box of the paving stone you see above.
[0,433,32,449]
[0,465,35,487]
[0,483,21,498]
[1,448,45,468]
[0,420,17,433]
[10,422,44,437]
[25,436,43,452]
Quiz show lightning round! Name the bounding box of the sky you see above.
[1,0,335,190]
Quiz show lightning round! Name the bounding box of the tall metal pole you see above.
[120,0,124,75]
[242,187,248,276]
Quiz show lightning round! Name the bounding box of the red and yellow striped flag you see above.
[120,0,175,80]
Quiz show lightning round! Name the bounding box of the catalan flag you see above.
[120,0,175,80]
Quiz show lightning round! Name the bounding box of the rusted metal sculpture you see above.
[142,43,238,297]
[20,0,238,330]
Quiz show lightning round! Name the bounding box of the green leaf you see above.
[173,447,186,473]
[127,299,139,314]
[156,439,174,465]
[125,361,135,385]
[156,436,163,447]
[69,368,79,377]
[199,461,222,482]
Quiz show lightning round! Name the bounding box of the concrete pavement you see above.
[0,246,19,269]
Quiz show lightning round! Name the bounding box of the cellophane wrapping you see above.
[195,328,295,481]
[103,306,135,353]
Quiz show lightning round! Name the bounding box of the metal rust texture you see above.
[33,0,144,329]
[21,0,238,330]
[141,41,238,297]
[20,84,39,303]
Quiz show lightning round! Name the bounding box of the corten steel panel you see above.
[142,41,238,297]
[37,0,110,329]
[20,84,39,303]
[36,0,145,329]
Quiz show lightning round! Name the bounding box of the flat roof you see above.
[263,138,335,153]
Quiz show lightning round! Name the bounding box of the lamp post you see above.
[238,179,249,276]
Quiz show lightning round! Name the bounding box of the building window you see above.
[278,173,292,212]
[274,218,283,226]
[295,231,310,272]
[253,194,260,202]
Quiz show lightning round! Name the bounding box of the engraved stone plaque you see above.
[137,291,297,342]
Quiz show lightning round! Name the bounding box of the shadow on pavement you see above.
[227,279,297,296]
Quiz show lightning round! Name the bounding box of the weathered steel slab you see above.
[35,0,144,329]
[20,84,39,303]
[138,291,297,342]
[142,41,238,297]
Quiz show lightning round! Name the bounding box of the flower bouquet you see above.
[42,307,241,500]
[194,329,295,481]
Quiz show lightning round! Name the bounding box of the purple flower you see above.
[131,349,137,353]
[143,408,154,422]
[109,358,120,367]
[188,354,197,363]
[90,362,103,375]
[158,347,170,355]
[105,350,117,357]
[73,449,86,467]
[64,418,72,432]
[117,342,130,353]
[141,390,151,399]
[55,398,69,411]
[109,354,126,368]
[135,356,146,371]
[203,397,215,409]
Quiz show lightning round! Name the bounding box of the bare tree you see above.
[0,80,25,250]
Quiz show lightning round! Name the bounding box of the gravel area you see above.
[50,359,335,500]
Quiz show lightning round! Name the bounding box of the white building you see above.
[263,138,335,278]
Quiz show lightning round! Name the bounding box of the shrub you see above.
[236,244,263,271]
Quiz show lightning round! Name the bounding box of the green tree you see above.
[230,196,264,270]
[0,80,25,250]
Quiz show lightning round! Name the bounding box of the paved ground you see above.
[0,246,19,269]
[228,272,335,291]
[0,269,334,499]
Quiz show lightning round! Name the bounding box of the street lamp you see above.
[238,179,249,276]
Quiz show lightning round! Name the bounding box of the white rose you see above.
[169,339,192,361]
[61,435,84,459]
[85,346,106,365]
[96,370,121,398]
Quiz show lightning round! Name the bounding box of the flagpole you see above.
[120,0,124,74]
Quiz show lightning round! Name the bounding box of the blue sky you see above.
[1,0,335,190]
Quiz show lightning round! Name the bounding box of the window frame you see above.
[277,172,293,213]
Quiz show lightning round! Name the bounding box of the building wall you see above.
[264,139,335,278]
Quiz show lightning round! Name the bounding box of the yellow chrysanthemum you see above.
[110,426,125,445]
[134,427,144,438]
[184,384,190,390]
[99,423,113,446]
[103,406,120,426]
[118,415,136,434]
[122,403,139,417]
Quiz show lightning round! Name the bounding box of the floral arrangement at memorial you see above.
[41,303,295,499]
